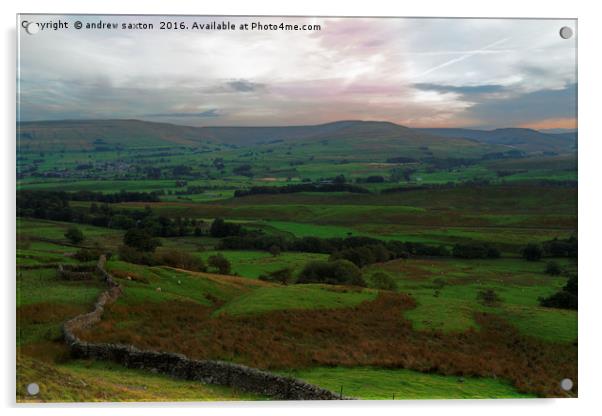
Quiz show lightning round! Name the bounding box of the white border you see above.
[3,1,601,415]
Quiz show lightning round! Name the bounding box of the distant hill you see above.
[415,128,577,153]
[17,119,573,155]
[16,119,479,152]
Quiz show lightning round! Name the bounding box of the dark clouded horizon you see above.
[18,16,577,129]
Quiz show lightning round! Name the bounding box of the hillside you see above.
[416,128,577,153]
[17,119,496,154]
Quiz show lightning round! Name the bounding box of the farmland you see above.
[16,119,577,401]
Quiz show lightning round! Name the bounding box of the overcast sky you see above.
[18,16,577,129]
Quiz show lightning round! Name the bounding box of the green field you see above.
[16,119,578,401]
[286,367,534,400]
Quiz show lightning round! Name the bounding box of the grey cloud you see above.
[144,109,222,118]
[226,80,266,93]
[413,83,506,96]
[468,83,577,127]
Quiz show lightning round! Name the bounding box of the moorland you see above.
[16,119,577,401]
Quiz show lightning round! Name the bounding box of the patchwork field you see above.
[16,120,577,401]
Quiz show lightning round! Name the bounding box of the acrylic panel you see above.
[16,15,577,402]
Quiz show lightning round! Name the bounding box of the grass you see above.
[106,260,252,306]
[82,292,576,398]
[369,257,577,341]
[17,356,261,402]
[285,367,534,399]
[16,125,578,402]
[197,250,328,279]
[17,267,104,308]
[215,284,377,316]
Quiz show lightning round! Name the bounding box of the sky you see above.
[18,16,577,129]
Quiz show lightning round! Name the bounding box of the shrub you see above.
[259,267,293,285]
[157,249,206,272]
[208,253,231,274]
[210,218,243,238]
[269,245,281,257]
[73,246,104,262]
[453,243,500,259]
[522,243,543,261]
[544,261,562,276]
[123,228,161,252]
[477,288,501,306]
[297,260,365,287]
[540,290,577,310]
[330,244,391,268]
[64,226,84,244]
[540,275,577,310]
[368,271,397,291]
[117,245,157,266]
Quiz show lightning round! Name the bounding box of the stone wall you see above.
[62,255,343,401]
[57,263,98,281]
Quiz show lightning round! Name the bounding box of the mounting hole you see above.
[26,383,40,395]
[25,22,40,35]
[560,378,573,391]
[559,26,573,39]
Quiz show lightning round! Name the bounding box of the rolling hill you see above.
[416,127,577,153]
[17,119,574,155]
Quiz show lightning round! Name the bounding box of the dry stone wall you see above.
[57,263,98,281]
[62,255,343,400]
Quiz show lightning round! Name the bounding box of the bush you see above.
[544,261,562,276]
[259,267,293,285]
[540,275,577,310]
[157,249,206,272]
[453,243,500,259]
[74,246,104,262]
[269,245,281,257]
[540,290,577,310]
[477,288,501,306]
[123,228,161,252]
[117,245,157,266]
[208,253,231,274]
[368,271,397,291]
[297,260,365,287]
[330,244,391,268]
[64,226,84,244]
[210,218,243,238]
[522,243,543,261]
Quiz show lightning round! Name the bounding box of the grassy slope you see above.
[16,228,265,401]
[286,367,534,400]
[369,257,577,342]
[17,357,261,402]
[215,285,377,316]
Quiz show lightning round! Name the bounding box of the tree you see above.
[123,228,161,252]
[545,261,562,276]
[522,243,543,261]
[259,267,293,285]
[269,245,281,257]
[540,275,577,310]
[208,253,231,274]
[369,271,397,291]
[64,226,84,244]
[157,249,206,272]
[210,218,243,238]
[477,288,501,306]
[297,260,365,287]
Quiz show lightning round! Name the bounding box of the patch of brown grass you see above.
[18,303,86,325]
[78,293,577,398]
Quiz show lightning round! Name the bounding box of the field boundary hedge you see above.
[61,255,343,400]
